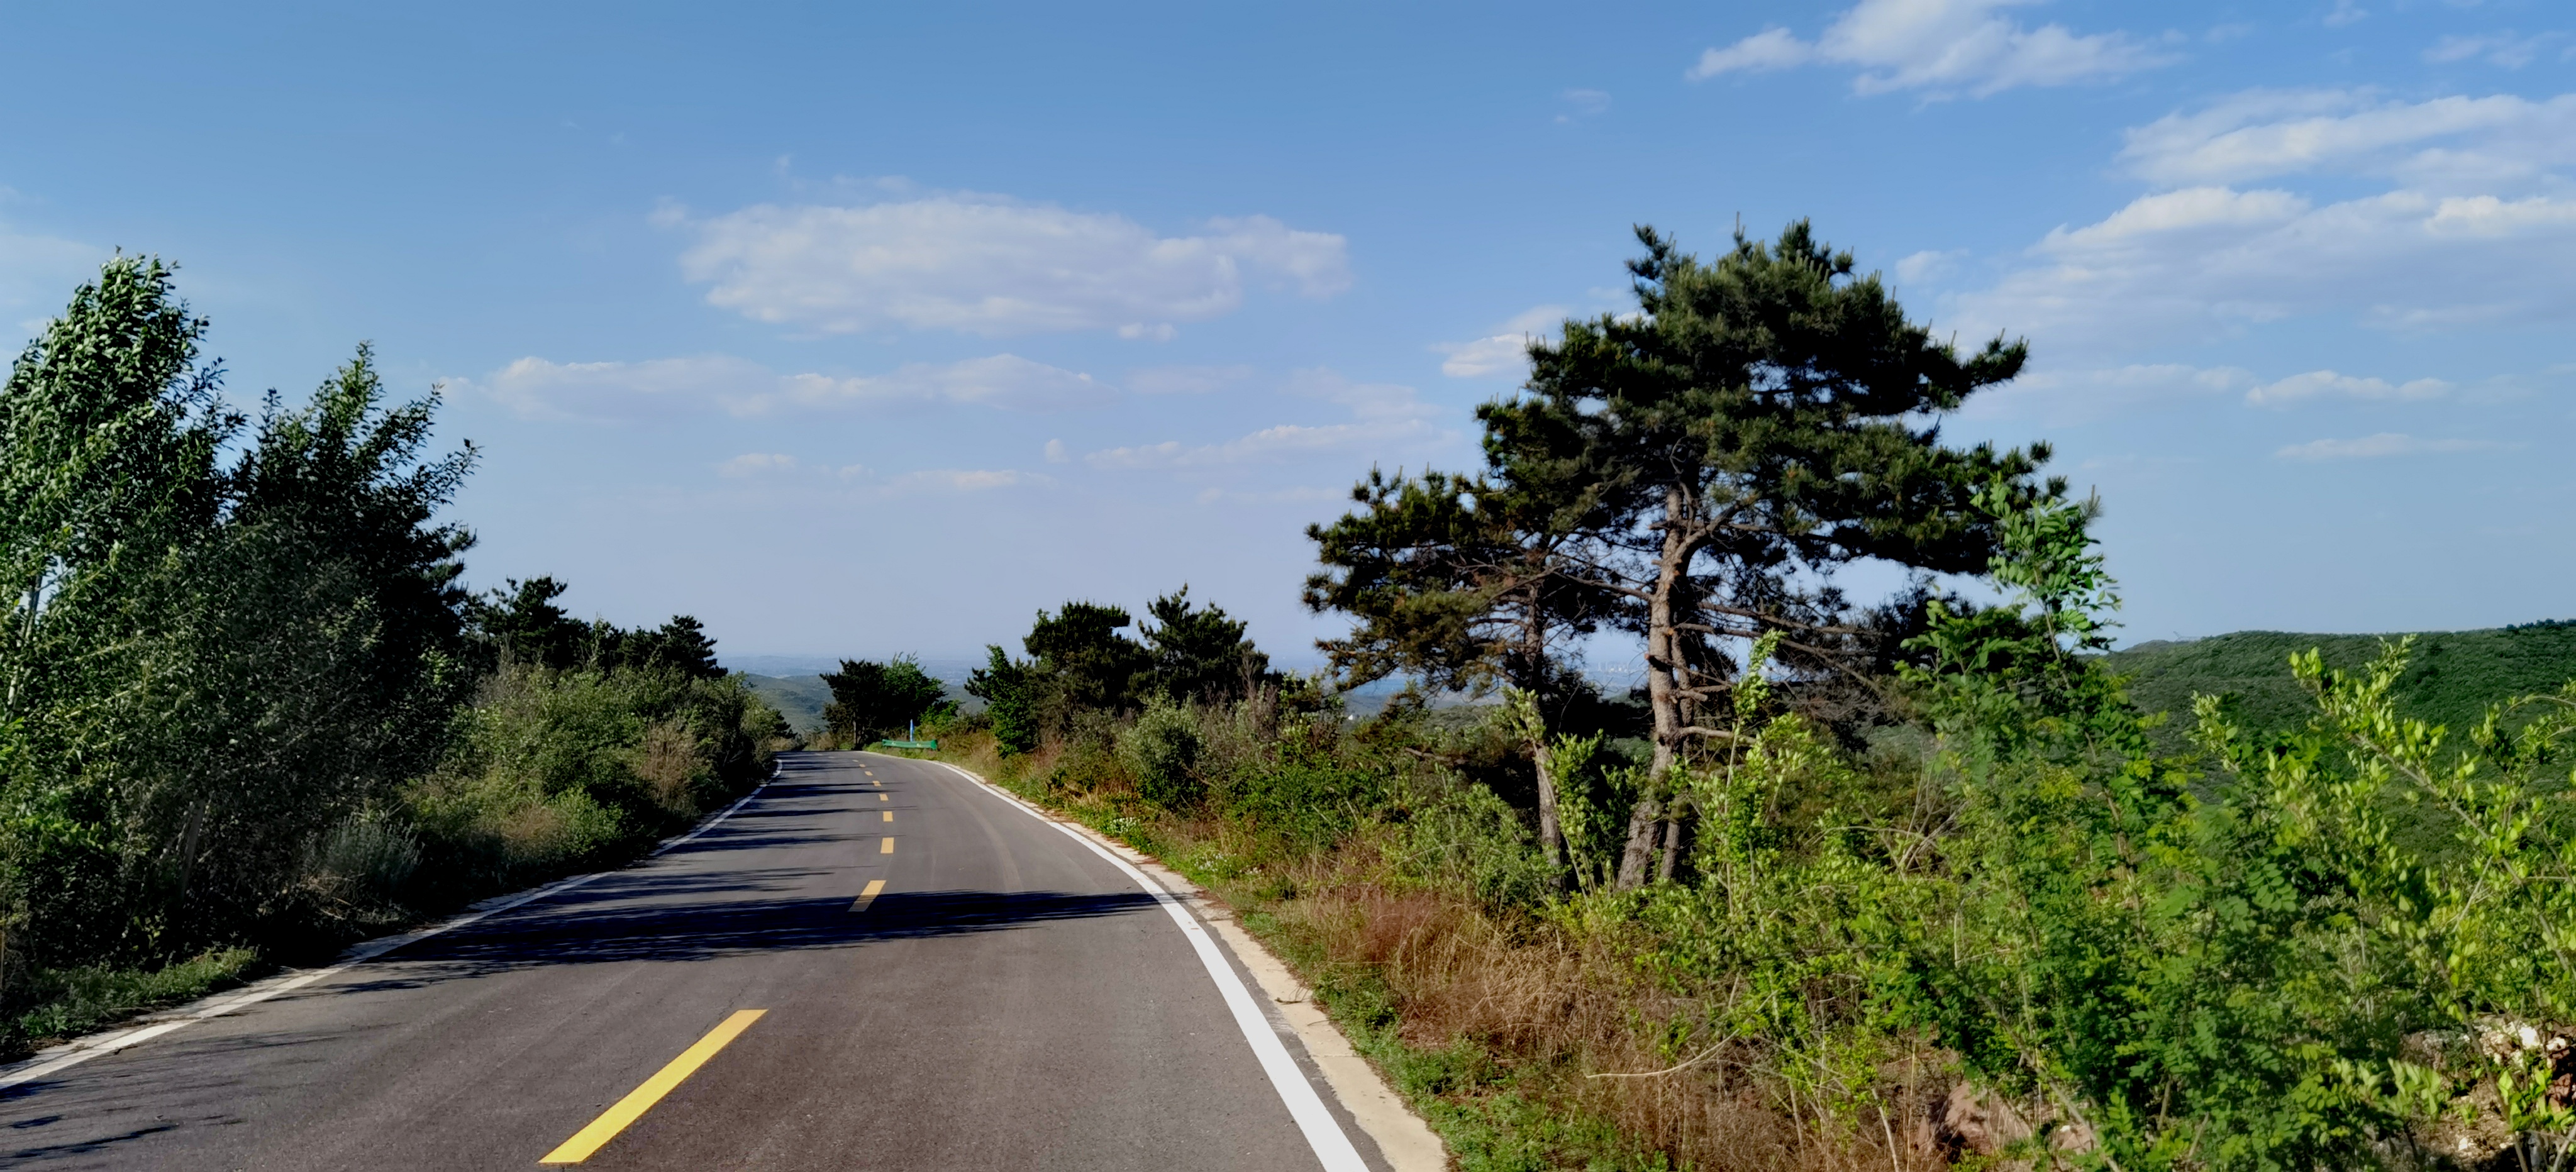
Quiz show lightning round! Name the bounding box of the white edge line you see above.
[930,759,1368,1172]
[0,767,779,1093]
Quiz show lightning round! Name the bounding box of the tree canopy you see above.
[1309,221,2062,887]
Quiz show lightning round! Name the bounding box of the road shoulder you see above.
[926,758,1450,1172]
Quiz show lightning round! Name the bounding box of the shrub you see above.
[1119,699,1206,807]
[404,665,781,900]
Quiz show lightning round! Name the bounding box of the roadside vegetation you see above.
[806,654,955,749]
[0,260,789,1058]
[917,224,2576,1171]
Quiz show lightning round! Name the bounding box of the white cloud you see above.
[1125,364,1252,395]
[2426,32,2563,69]
[1043,438,1069,464]
[2121,91,2576,191]
[1436,335,1533,379]
[1558,88,1612,121]
[1894,249,1964,284]
[1088,423,1399,469]
[2324,0,2365,28]
[670,194,1350,337]
[1284,367,1442,423]
[1959,363,2251,423]
[1948,185,2576,347]
[1688,28,1813,78]
[1434,305,1564,378]
[2048,185,2311,247]
[1688,0,2171,98]
[2244,368,2450,406]
[1933,87,2576,353]
[1191,486,1344,506]
[718,452,801,477]
[2274,433,2509,460]
[888,468,1049,492]
[1085,368,1446,469]
[469,353,1113,420]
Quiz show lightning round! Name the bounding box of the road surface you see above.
[0,751,1389,1170]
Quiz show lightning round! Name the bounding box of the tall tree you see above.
[0,257,233,721]
[1488,221,2059,887]
[1305,466,1621,877]
[470,576,588,670]
[966,646,1040,755]
[822,655,948,741]
[622,616,724,680]
[1304,468,1614,707]
[144,347,477,931]
[1141,585,1274,705]
[0,258,236,966]
[1022,602,1152,716]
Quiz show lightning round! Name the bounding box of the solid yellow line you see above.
[850,878,887,912]
[538,1010,767,1164]
[880,837,895,854]
[882,810,893,823]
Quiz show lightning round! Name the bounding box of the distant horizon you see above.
[723,612,2576,682]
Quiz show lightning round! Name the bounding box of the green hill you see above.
[2105,622,2576,753]
[740,673,832,734]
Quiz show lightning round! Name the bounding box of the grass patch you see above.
[3,948,263,1059]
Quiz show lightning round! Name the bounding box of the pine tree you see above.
[1485,221,2060,886]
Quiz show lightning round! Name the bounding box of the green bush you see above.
[1119,699,1205,807]
[1218,751,1385,846]
[1398,780,1554,910]
[404,665,782,900]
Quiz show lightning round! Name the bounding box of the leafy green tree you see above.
[1489,221,2058,886]
[1308,466,1622,881]
[822,655,948,742]
[619,616,724,680]
[139,346,477,936]
[1305,468,1615,709]
[0,257,236,968]
[966,646,1040,755]
[470,576,589,670]
[1141,585,1274,705]
[1023,601,1153,718]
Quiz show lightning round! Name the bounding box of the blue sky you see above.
[3,0,2570,668]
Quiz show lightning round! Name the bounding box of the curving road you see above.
[0,751,1391,1170]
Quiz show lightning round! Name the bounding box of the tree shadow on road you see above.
[326,887,1164,992]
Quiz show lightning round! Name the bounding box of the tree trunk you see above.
[1532,736,1567,890]
[1621,487,1696,889]
[1519,600,1567,889]
[1615,794,1662,888]
[1657,809,1685,883]
[177,799,207,898]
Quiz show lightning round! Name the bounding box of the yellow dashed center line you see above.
[538,1010,767,1164]
[882,810,893,823]
[880,836,895,854]
[849,878,886,912]
[877,793,888,802]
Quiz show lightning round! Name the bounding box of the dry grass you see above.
[635,719,701,813]
[1325,885,1938,1167]
[1176,816,1949,1171]
[943,726,1957,1171]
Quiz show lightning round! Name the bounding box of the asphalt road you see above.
[0,751,1382,1170]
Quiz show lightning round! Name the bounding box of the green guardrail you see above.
[876,739,939,749]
